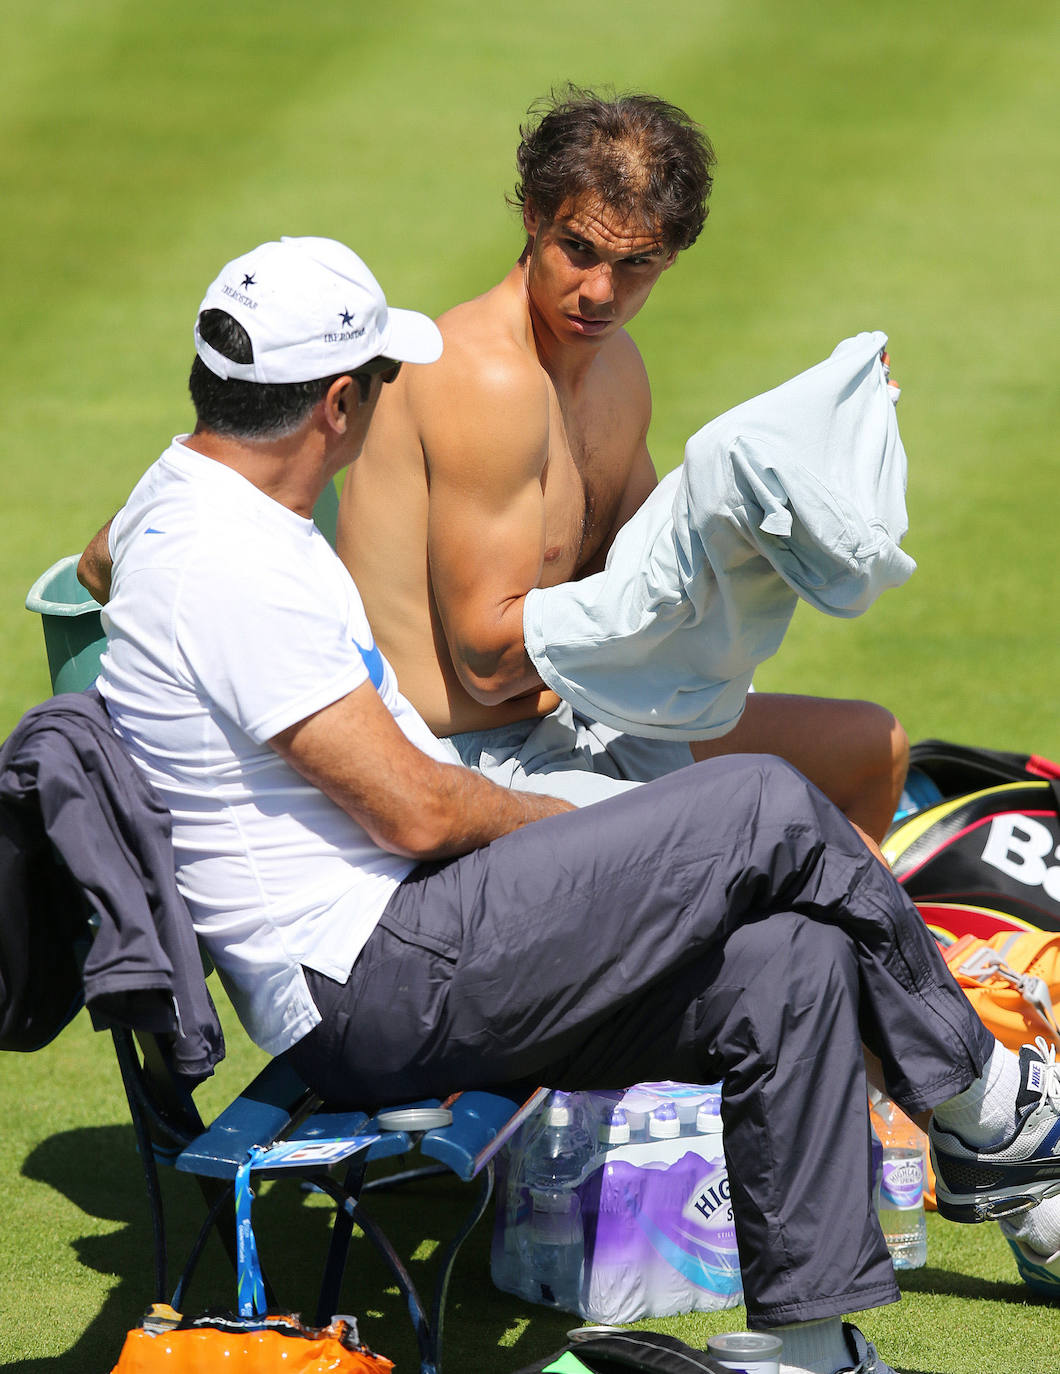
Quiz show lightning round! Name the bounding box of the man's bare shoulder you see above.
[600,326,652,402]
[406,272,548,468]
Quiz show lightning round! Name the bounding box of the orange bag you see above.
[921,924,1060,1209]
[942,927,1060,1050]
[111,1310,393,1374]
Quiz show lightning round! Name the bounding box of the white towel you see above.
[523,331,914,740]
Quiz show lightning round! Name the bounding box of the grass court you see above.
[1,2,1058,1369]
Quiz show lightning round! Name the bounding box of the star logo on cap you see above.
[241,273,256,289]
[339,309,354,327]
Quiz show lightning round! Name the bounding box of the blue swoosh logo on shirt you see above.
[145,527,165,534]
[352,636,385,690]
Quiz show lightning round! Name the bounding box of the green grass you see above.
[1,1002,1056,1374]
[2,0,1059,1369]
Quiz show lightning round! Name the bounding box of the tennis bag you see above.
[885,780,1060,935]
[906,738,1060,799]
[512,1329,727,1374]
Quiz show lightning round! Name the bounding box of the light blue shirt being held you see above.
[523,332,913,741]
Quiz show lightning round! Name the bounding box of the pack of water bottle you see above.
[490,1082,742,1322]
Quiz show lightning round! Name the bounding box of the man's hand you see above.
[270,679,574,859]
[78,518,115,603]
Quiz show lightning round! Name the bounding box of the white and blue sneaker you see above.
[1001,1228,1060,1298]
[834,1323,897,1373]
[930,1038,1060,1224]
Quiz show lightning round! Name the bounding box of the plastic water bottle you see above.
[870,1092,927,1269]
[521,1092,594,1310]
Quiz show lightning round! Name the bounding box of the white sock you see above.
[766,1317,848,1374]
[1001,1193,1060,1258]
[932,1041,1022,1147]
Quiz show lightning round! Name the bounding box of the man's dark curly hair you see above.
[509,85,716,254]
[189,309,345,440]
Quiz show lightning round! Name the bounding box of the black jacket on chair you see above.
[0,689,223,1077]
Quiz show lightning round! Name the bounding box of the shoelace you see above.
[1028,1035,1060,1111]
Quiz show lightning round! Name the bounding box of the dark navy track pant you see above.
[286,755,993,1325]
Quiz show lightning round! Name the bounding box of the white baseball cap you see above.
[193,235,442,383]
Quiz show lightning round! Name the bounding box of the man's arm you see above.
[413,345,555,705]
[411,330,659,706]
[78,518,115,603]
[270,678,574,858]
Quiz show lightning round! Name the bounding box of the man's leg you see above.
[444,701,678,806]
[543,912,901,1326]
[690,692,909,844]
[288,755,991,1328]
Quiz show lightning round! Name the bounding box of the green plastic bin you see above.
[25,481,338,699]
[26,555,106,694]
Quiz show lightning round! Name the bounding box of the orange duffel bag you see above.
[922,918,1060,1210]
[111,1309,393,1374]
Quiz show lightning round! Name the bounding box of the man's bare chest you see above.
[539,401,636,583]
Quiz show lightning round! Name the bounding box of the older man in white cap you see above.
[81,235,575,1055]
[79,237,1060,1374]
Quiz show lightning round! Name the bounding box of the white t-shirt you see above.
[98,438,454,1055]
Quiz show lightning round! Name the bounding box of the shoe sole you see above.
[934,1175,1060,1224]
[1005,1237,1060,1296]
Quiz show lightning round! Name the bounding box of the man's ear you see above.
[522,200,541,238]
[325,375,357,433]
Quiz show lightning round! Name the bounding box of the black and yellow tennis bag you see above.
[886,776,1060,936]
[906,738,1060,798]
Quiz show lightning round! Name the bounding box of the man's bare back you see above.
[337,206,667,737]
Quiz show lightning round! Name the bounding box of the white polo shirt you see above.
[98,438,454,1055]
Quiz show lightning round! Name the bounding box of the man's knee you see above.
[723,912,857,996]
[852,699,908,792]
[700,913,861,1074]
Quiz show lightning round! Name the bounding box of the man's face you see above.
[523,196,676,346]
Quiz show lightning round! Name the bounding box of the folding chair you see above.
[113,1009,541,1373]
[23,547,547,1374]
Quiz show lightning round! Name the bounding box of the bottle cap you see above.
[598,1107,630,1146]
[648,1102,680,1138]
[696,1096,723,1133]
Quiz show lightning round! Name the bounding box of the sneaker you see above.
[930,1037,1060,1223]
[1002,1230,1060,1297]
[834,1323,897,1373]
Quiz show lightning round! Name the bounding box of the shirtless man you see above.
[337,87,909,841]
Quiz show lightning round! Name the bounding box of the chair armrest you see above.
[419,1090,538,1182]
